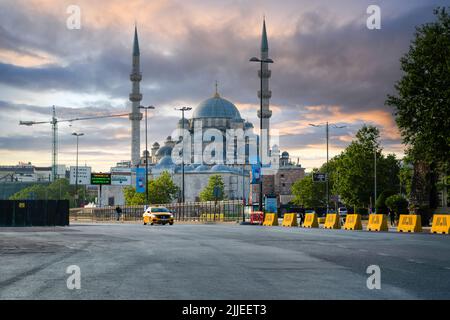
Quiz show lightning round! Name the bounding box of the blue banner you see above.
[251,164,261,184]
[135,168,145,193]
[265,197,277,213]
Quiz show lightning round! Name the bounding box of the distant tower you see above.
[257,19,272,155]
[129,26,143,167]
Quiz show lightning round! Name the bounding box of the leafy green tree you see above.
[385,194,409,216]
[332,125,400,209]
[124,171,179,205]
[149,171,179,204]
[291,174,326,210]
[375,191,395,214]
[200,175,225,201]
[8,178,86,207]
[386,7,450,165]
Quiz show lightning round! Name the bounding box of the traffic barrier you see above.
[397,215,422,233]
[431,214,450,234]
[302,213,319,228]
[200,213,225,221]
[250,211,264,225]
[263,213,278,226]
[343,214,362,230]
[282,213,298,227]
[323,213,340,229]
[367,214,388,232]
[143,216,150,224]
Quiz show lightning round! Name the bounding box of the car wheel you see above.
[162,223,167,225]
[144,222,147,225]
[150,223,154,226]
[169,222,173,225]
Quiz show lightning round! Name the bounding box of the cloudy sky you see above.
[0,0,447,172]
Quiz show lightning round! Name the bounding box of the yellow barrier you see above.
[323,214,340,229]
[143,216,150,225]
[431,214,450,234]
[263,213,278,226]
[367,214,388,232]
[397,215,422,233]
[343,214,362,230]
[303,213,319,228]
[282,213,298,227]
[200,213,225,221]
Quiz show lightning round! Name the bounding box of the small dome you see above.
[244,122,254,129]
[152,142,160,147]
[193,93,242,120]
[281,151,289,158]
[156,156,174,167]
[194,164,210,172]
[210,164,233,172]
[155,145,173,157]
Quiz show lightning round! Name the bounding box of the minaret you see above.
[257,19,272,156]
[129,26,143,167]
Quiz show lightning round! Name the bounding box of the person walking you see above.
[115,205,122,222]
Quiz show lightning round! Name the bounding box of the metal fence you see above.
[70,200,245,223]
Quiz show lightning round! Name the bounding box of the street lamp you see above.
[174,107,192,203]
[72,132,84,207]
[309,122,346,213]
[250,56,273,213]
[139,105,155,205]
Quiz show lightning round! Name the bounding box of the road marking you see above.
[377,252,389,256]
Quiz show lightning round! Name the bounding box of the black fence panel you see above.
[0,200,69,227]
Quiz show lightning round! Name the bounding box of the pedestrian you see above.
[115,205,122,222]
[389,209,395,227]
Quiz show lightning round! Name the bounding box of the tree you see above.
[124,171,179,205]
[375,191,395,214]
[385,194,409,216]
[8,178,91,208]
[386,7,450,165]
[199,175,225,202]
[331,125,400,209]
[149,171,179,204]
[291,174,326,210]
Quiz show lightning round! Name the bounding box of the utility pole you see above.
[72,132,84,208]
[139,105,155,205]
[309,122,346,213]
[175,107,192,203]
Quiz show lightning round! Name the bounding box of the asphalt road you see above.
[0,222,449,299]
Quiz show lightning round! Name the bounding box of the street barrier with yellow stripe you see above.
[282,213,298,227]
[303,213,319,228]
[200,213,225,221]
[397,215,422,233]
[343,214,362,230]
[323,213,340,229]
[367,214,388,232]
[431,214,450,234]
[263,213,278,226]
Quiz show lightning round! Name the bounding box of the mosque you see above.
[102,19,305,206]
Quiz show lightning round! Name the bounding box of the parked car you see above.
[143,206,174,225]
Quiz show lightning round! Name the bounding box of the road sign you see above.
[312,172,327,182]
[69,166,91,185]
[90,173,111,185]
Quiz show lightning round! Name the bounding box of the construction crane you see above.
[20,105,129,181]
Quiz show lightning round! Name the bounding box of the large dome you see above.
[192,93,242,121]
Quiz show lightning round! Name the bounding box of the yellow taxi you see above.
[143,206,174,225]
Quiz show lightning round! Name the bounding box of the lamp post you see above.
[250,56,273,213]
[309,122,346,213]
[139,105,155,205]
[72,132,84,207]
[174,107,192,203]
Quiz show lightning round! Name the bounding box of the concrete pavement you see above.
[0,223,449,299]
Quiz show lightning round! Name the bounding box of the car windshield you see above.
[152,208,169,213]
